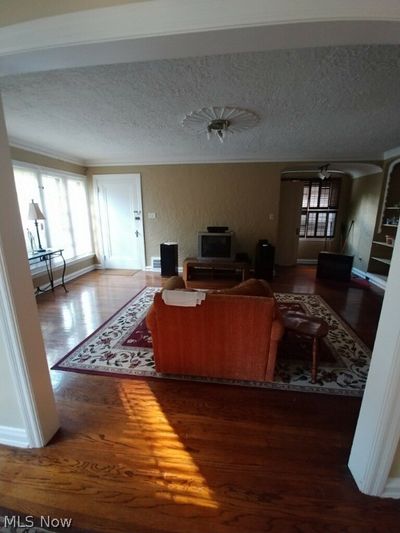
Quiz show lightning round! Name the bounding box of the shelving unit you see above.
[371,256,391,265]
[372,240,394,248]
[369,165,400,280]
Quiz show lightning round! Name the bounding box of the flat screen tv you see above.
[198,231,234,260]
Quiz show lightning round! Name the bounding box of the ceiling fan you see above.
[281,164,346,180]
[318,164,331,180]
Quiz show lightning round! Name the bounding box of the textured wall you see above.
[88,162,283,266]
[344,172,383,272]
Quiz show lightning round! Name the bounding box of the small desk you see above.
[28,249,68,294]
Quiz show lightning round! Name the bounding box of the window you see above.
[13,163,93,260]
[299,179,340,239]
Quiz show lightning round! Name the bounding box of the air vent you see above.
[151,257,161,270]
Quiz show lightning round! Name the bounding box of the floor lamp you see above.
[28,200,46,252]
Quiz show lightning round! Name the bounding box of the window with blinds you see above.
[299,179,340,239]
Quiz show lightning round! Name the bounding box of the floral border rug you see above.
[52,287,371,396]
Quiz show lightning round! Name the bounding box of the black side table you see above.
[28,249,68,294]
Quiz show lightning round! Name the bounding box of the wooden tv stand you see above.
[183,257,250,288]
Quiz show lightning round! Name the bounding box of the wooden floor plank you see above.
[0,267,398,533]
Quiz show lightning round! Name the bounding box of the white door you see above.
[276,180,304,266]
[94,174,145,269]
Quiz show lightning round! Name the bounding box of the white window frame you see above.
[12,161,94,273]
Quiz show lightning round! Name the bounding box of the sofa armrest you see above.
[147,276,186,330]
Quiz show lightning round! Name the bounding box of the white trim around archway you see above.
[348,158,400,497]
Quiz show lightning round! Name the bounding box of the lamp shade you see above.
[28,200,45,221]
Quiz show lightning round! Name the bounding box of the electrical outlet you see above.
[148,212,156,219]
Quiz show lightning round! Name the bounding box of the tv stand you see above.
[183,257,250,289]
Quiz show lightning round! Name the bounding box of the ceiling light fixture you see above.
[318,164,331,180]
[182,106,259,143]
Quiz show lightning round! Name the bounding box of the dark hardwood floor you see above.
[1,267,399,533]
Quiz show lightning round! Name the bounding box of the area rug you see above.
[52,287,371,396]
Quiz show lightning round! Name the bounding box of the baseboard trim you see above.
[382,477,400,498]
[145,266,183,273]
[297,259,318,265]
[145,265,160,272]
[0,426,30,448]
[352,267,387,290]
[34,264,96,292]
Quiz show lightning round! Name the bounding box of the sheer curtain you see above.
[13,164,93,260]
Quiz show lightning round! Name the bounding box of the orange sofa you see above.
[146,277,284,382]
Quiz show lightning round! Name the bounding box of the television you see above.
[198,231,234,260]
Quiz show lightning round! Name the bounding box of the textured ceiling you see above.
[0,44,399,165]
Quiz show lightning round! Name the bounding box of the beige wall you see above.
[88,162,284,266]
[344,172,383,272]
[0,1,147,27]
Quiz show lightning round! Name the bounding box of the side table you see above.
[282,311,329,383]
[28,249,68,294]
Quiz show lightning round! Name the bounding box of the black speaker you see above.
[160,242,178,277]
[254,240,275,280]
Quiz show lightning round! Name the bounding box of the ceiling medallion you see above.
[182,106,259,143]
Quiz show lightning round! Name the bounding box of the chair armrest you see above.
[162,276,186,290]
[271,317,285,341]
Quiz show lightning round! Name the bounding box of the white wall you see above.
[348,213,400,497]
[0,333,24,429]
[0,95,59,448]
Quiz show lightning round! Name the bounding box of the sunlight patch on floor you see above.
[118,381,219,509]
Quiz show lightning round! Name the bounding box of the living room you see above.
[1,2,400,532]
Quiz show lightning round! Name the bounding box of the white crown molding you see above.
[384,145,400,161]
[8,139,383,178]
[1,1,400,56]
[85,157,382,178]
[2,2,400,75]
[9,137,86,167]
